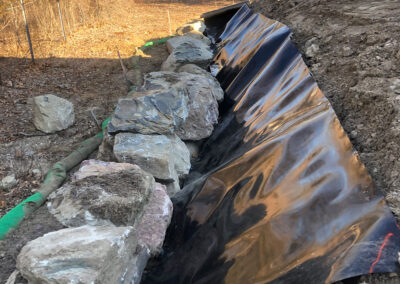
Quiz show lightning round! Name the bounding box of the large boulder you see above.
[16,225,138,284]
[175,73,219,140]
[113,133,190,196]
[47,165,154,227]
[136,182,173,255]
[141,71,183,91]
[143,69,223,102]
[185,31,211,46]
[142,71,221,140]
[178,64,224,101]
[33,94,74,133]
[161,36,213,72]
[166,35,209,54]
[176,20,206,35]
[108,88,188,135]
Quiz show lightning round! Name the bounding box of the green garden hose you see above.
[0,132,104,239]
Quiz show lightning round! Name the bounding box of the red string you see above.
[369,233,394,274]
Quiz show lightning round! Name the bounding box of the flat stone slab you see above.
[33,94,74,133]
[17,225,138,284]
[72,159,142,181]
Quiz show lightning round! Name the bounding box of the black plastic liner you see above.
[142,4,400,284]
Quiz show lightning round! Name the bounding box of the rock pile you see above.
[106,23,224,195]
[15,19,224,284]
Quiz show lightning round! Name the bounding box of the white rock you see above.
[17,225,138,284]
[33,94,74,133]
[176,20,206,35]
[305,43,319,58]
[32,169,41,178]
[1,174,17,189]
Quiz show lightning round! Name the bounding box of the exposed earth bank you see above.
[252,1,400,283]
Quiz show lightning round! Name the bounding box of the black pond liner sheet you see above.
[142,4,400,284]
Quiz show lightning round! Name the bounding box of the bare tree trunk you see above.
[57,0,66,41]
[19,0,34,63]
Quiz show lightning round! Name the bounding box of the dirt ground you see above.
[252,0,400,283]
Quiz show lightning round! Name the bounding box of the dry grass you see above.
[0,0,232,59]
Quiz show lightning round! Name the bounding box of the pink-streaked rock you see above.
[72,159,141,181]
[136,183,173,255]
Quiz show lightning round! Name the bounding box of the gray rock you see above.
[122,246,150,284]
[176,20,206,35]
[305,37,319,58]
[114,133,190,196]
[33,94,74,133]
[108,88,188,135]
[178,64,224,101]
[48,166,154,227]
[17,225,138,284]
[185,31,211,46]
[144,69,223,102]
[141,71,183,91]
[137,182,173,255]
[175,73,219,140]
[166,35,209,54]
[1,174,17,189]
[305,43,319,58]
[141,71,221,140]
[161,37,213,72]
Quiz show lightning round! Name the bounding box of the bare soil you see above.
[252,0,400,283]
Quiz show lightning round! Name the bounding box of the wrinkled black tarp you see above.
[142,4,400,283]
